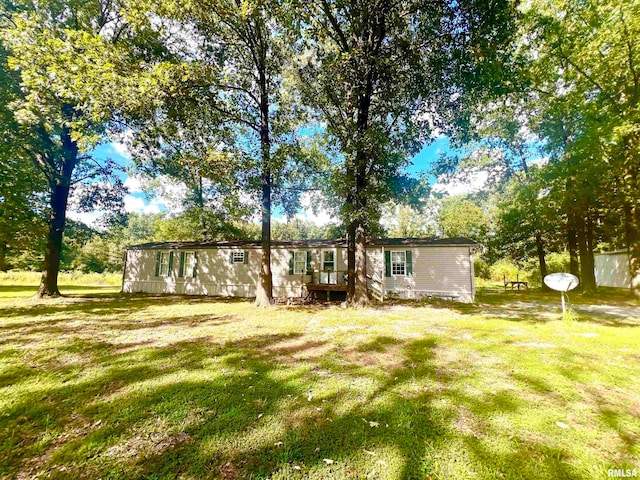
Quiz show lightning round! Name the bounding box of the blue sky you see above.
[408,136,456,176]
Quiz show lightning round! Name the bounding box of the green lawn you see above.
[0,286,638,479]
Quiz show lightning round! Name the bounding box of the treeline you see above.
[427,0,640,293]
[0,213,342,274]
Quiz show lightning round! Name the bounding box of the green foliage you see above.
[525,252,571,287]
[438,196,490,241]
[489,259,527,284]
[382,203,437,239]
[474,257,491,280]
[272,219,336,241]
[297,0,518,234]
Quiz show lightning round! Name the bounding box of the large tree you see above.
[522,0,640,294]
[0,31,47,270]
[123,0,309,306]
[1,0,128,295]
[297,0,517,306]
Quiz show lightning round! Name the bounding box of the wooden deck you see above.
[306,283,348,291]
[305,282,348,301]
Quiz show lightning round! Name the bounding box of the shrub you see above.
[489,259,528,284]
[474,257,491,279]
[526,252,571,286]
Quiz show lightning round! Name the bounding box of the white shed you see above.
[122,237,478,302]
[594,249,638,289]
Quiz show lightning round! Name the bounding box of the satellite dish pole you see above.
[544,273,580,315]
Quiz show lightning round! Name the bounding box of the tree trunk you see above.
[37,126,77,297]
[352,221,369,306]
[350,161,370,307]
[197,174,207,240]
[620,131,640,296]
[535,233,548,289]
[567,224,579,277]
[586,215,597,291]
[576,215,596,293]
[0,242,7,272]
[623,201,640,296]
[254,67,273,307]
[255,162,272,306]
[347,70,373,307]
[347,221,356,302]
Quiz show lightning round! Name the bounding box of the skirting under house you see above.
[122,237,478,303]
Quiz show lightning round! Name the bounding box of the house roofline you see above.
[126,237,479,250]
[595,248,629,255]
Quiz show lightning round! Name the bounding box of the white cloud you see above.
[67,210,105,230]
[432,169,490,196]
[111,141,131,160]
[529,157,549,167]
[109,130,134,160]
[123,175,188,216]
[123,175,143,193]
[291,192,336,226]
[152,180,189,216]
[123,194,162,214]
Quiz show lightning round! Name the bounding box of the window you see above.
[158,252,170,276]
[294,251,307,274]
[180,252,196,278]
[322,250,335,271]
[391,251,406,276]
[232,251,245,263]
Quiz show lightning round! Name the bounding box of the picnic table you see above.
[504,274,528,291]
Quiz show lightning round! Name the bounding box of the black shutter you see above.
[406,250,413,276]
[306,251,312,273]
[243,250,249,264]
[193,252,198,278]
[154,251,161,277]
[168,251,174,276]
[178,252,185,278]
[229,252,234,265]
[289,252,294,274]
[385,250,391,277]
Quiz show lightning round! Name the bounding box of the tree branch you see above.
[319,0,351,52]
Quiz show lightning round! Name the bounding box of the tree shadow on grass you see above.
[0,293,241,320]
[1,312,627,479]
[367,287,640,328]
[1,332,308,477]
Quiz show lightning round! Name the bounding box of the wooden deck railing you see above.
[308,269,348,285]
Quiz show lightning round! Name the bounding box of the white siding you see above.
[595,252,636,289]
[367,248,385,300]
[124,247,313,298]
[123,244,475,302]
[379,246,474,302]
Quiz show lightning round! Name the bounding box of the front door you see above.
[321,250,336,284]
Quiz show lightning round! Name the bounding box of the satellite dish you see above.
[544,273,579,292]
[544,273,579,315]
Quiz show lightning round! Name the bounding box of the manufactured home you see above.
[122,237,478,302]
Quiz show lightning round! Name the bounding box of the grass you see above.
[0,270,122,287]
[0,286,638,479]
